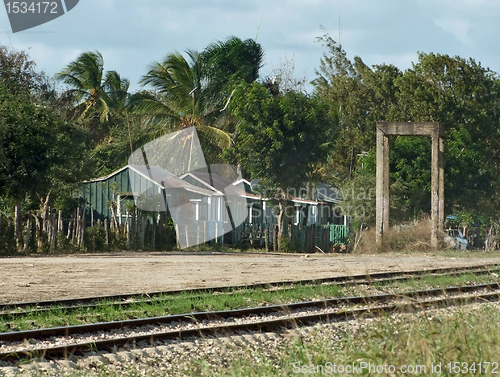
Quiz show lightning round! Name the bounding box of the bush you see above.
[278,235,302,253]
[354,217,447,253]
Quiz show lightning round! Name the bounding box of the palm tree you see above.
[200,36,263,103]
[129,37,264,160]
[56,51,129,141]
[131,50,208,131]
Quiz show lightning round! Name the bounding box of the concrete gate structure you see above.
[375,122,445,249]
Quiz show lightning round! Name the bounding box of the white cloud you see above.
[3,0,500,94]
[8,41,83,77]
[435,17,473,47]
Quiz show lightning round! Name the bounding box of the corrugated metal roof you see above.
[180,171,261,199]
[84,165,218,197]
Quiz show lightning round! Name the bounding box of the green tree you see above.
[0,45,48,96]
[0,46,90,250]
[314,34,500,224]
[392,52,499,215]
[313,31,402,183]
[56,51,130,143]
[131,37,264,164]
[0,85,90,249]
[200,36,263,106]
[229,82,333,247]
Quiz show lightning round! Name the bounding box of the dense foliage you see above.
[228,82,333,241]
[2,30,500,251]
[314,31,500,226]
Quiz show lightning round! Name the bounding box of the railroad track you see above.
[1,263,499,320]
[1,282,499,364]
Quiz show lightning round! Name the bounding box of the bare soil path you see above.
[1,251,500,304]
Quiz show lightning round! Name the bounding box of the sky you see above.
[1,0,500,93]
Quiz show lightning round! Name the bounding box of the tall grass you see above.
[355,217,449,254]
[58,304,500,376]
[211,304,500,376]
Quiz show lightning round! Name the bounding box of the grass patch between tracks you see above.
[199,304,500,377]
[1,269,499,332]
[60,303,500,376]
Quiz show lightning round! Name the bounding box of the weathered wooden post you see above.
[265,227,269,252]
[139,213,146,249]
[175,224,180,249]
[74,207,80,245]
[126,209,130,250]
[151,213,156,250]
[23,216,31,251]
[80,208,85,248]
[131,206,136,249]
[215,222,219,244]
[67,220,72,240]
[51,213,57,250]
[58,210,63,234]
[104,218,109,248]
[204,221,208,245]
[273,225,277,252]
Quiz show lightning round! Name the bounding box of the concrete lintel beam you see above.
[377,121,445,138]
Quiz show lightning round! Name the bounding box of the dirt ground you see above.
[1,251,500,304]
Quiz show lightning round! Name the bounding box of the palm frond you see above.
[198,125,232,149]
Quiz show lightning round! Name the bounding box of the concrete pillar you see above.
[438,137,445,232]
[383,134,390,232]
[431,136,439,248]
[375,122,445,248]
[376,122,444,250]
[376,128,387,248]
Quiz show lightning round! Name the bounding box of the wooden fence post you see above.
[273,225,277,252]
[204,221,208,246]
[67,220,72,240]
[23,216,31,251]
[131,206,136,249]
[104,218,109,248]
[196,222,200,247]
[81,208,85,247]
[265,227,269,252]
[14,204,22,250]
[126,209,130,250]
[58,210,63,234]
[51,213,57,250]
[215,222,219,244]
[139,213,146,249]
[74,208,80,244]
[151,215,156,249]
[157,213,162,249]
[97,219,101,251]
[7,218,13,247]
[304,224,308,250]
[175,224,180,249]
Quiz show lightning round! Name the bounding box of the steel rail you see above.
[0,282,499,363]
[1,263,498,318]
